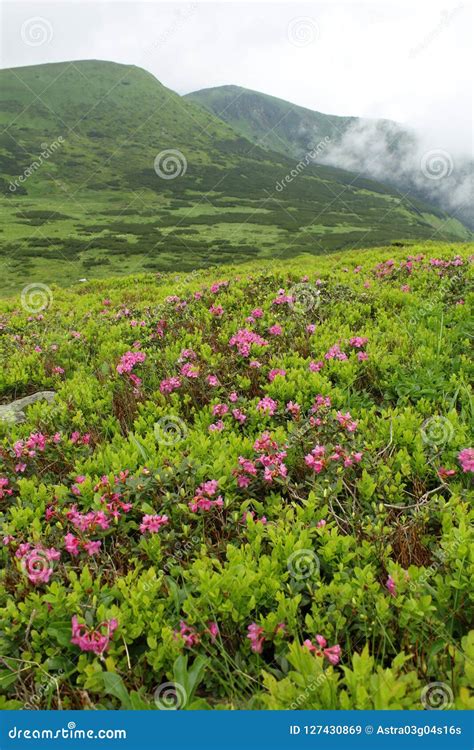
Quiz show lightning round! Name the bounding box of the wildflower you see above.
[181,362,199,378]
[309,360,324,372]
[247,623,265,653]
[229,329,268,357]
[175,620,200,648]
[268,368,286,382]
[386,575,396,597]
[209,420,225,432]
[257,397,278,416]
[209,304,224,317]
[317,519,326,528]
[212,403,229,417]
[458,448,474,473]
[160,376,181,394]
[207,375,219,386]
[336,411,358,432]
[139,515,169,534]
[303,636,341,665]
[71,616,118,655]
[206,622,219,642]
[286,401,301,418]
[116,351,146,374]
[0,477,13,500]
[232,408,247,424]
[438,466,456,479]
[268,324,283,336]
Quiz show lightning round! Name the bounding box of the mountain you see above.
[0,61,470,295]
[186,85,474,230]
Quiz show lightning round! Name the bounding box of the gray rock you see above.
[0,391,57,424]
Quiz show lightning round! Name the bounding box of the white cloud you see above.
[1,0,472,155]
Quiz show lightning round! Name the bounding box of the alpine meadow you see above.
[0,1,473,725]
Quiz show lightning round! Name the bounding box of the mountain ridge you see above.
[0,60,470,295]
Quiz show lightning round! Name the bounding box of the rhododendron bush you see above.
[0,242,472,710]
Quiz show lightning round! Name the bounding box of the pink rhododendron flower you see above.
[116,351,146,374]
[286,401,301,418]
[303,635,341,664]
[309,360,324,372]
[336,411,358,432]
[160,376,181,394]
[140,515,169,534]
[232,409,247,424]
[386,575,396,597]
[71,615,118,655]
[458,448,474,473]
[209,420,225,432]
[268,324,283,336]
[268,368,286,382]
[247,623,265,653]
[209,304,224,317]
[229,329,268,357]
[438,466,456,479]
[175,620,200,648]
[212,403,229,417]
[257,397,278,416]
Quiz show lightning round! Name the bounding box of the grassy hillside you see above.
[187,85,474,231]
[185,84,359,159]
[0,61,470,295]
[0,242,472,709]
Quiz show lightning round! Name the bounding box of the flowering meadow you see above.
[0,241,473,710]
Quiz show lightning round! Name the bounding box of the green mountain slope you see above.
[185,84,360,159]
[186,85,474,230]
[0,61,470,295]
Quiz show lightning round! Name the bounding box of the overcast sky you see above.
[1,1,472,155]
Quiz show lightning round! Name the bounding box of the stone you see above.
[0,391,57,424]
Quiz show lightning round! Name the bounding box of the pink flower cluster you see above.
[140,514,169,534]
[229,328,268,357]
[247,621,285,653]
[305,444,362,473]
[16,544,60,585]
[175,619,219,647]
[71,615,118,655]
[0,477,13,500]
[303,634,342,665]
[458,448,474,473]
[188,480,223,513]
[64,534,101,556]
[116,350,146,374]
[235,432,287,487]
[160,376,181,394]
